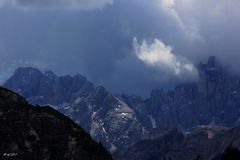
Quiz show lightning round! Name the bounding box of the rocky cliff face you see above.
[4,67,94,105]
[4,67,144,152]
[0,87,112,160]
[126,56,240,131]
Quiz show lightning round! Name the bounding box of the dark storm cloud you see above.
[0,0,240,97]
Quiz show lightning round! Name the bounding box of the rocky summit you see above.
[0,87,112,160]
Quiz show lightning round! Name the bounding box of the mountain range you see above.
[3,56,240,159]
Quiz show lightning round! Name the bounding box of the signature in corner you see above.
[3,153,18,157]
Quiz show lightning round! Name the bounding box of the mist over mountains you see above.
[1,0,240,97]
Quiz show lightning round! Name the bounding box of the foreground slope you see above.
[0,87,112,160]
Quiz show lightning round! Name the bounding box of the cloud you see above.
[0,0,113,10]
[134,37,198,80]
[151,0,240,70]
[158,0,202,41]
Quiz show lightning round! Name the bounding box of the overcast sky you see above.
[0,0,240,97]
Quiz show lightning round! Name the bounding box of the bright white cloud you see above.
[133,37,198,79]
[0,0,113,10]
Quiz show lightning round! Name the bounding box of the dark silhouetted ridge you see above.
[0,87,112,160]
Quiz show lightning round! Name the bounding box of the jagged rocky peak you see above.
[4,67,94,105]
[73,74,87,81]
[14,67,43,76]
[119,94,145,112]
[5,67,43,98]
[92,86,109,100]
[89,86,116,110]
[207,56,216,68]
[199,56,217,70]
[44,70,57,78]
[0,87,112,160]
[198,56,224,81]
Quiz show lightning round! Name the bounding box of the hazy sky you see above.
[0,0,240,96]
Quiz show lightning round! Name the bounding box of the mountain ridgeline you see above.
[4,56,240,159]
[0,87,112,160]
[137,56,240,129]
[3,67,143,152]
